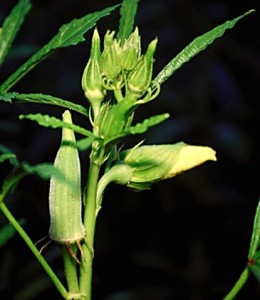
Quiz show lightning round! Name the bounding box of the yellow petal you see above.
[164,144,216,179]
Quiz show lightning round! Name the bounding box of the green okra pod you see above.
[48,110,85,244]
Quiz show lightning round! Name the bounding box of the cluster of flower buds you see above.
[82,27,158,117]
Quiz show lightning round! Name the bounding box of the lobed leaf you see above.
[0,0,31,65]
[117,0,139,42]
[152,10,255,87]
[19,113,94,137]
[127,113,170,135]
[248,198,260,259]
[0,92,89,116]
[0,4,120,93]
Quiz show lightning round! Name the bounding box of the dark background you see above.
[0,0,259,299]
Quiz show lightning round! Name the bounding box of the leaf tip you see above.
[246,9,256,15]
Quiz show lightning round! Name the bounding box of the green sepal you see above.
[99,95,136,142]
[128,38,157,94]
[120,27,141,71]
[119,143,181,190]
[100,31,122,88]
[119,142,216,190]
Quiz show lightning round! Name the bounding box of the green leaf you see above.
[117,0,139,42]
[0,219,26,247]
[76,137,95,151]
[152,10,255,87]
[22,162,65,181]
[127,113,170,135]
[0,0,31,65]
[0,162,66,202]
[249,262,260,282]
[1,169,26,201]
[1,92,89,116]
[0,4,120,93]
[19,113,94,137]
[104,113,170,146]
[0,153,17,164]
[0,144,19,167]
[248,198,260,259]
[0,92,17,102]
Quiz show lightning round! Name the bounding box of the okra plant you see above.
[0,0,258,299]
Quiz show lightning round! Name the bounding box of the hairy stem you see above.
[0,202,68,299]
[223,266,249,300]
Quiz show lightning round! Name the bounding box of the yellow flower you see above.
[163,144,217,179]
[119,142,216,190]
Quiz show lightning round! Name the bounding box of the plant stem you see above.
[79,147,104,299]
[62,245,80,294]
[114,88,124,102]
[0,202,68,299]
[223,266,249,300]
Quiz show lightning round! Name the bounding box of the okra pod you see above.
[48,110,85,244]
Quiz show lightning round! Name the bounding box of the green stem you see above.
[96,164,132,215]
[114,88,124,102]
[79,147,104,299]
[62,245,80,295]
[223,266,249,300]
[0,202,68,299]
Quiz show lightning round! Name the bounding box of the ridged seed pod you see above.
[48,110,85,244]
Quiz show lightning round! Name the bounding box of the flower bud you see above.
[162,144,217,179]
[82,28,105,115]
[100,30,122,88]
[127,38,157,94]
[119,142,216,190]
[120,27,141,71]
[49,110,85,244]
